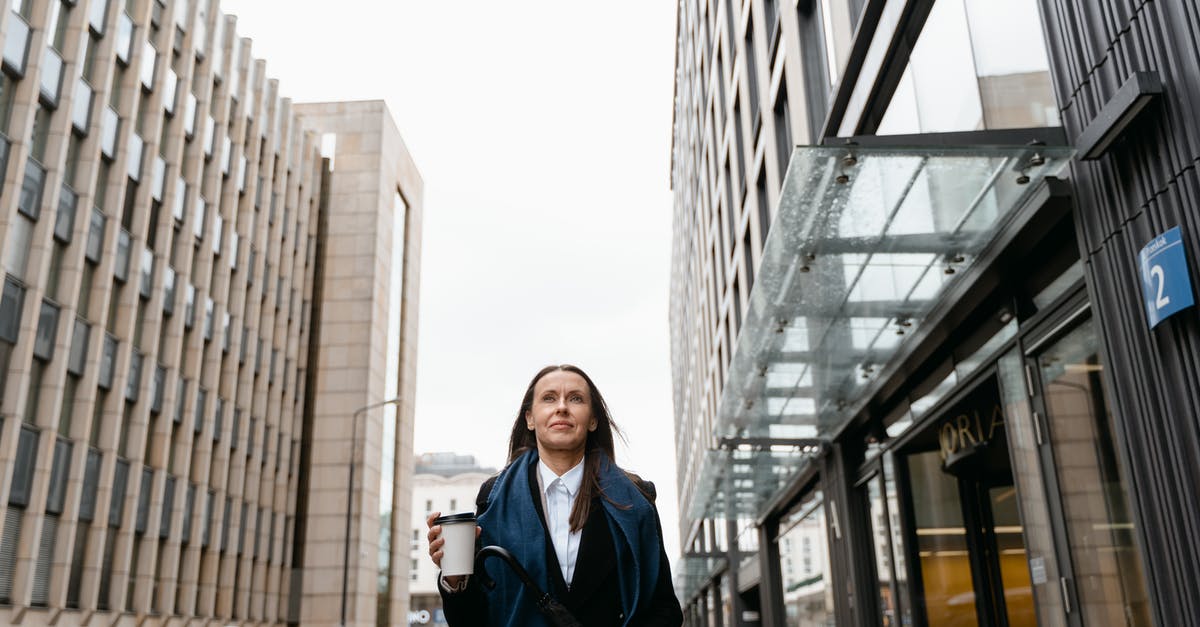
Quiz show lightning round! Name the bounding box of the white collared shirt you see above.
[537,458,584,586]
[439,458,587,594]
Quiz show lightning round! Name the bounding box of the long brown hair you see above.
[507,364,627,531]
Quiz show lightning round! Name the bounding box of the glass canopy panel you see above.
[717,145,1071,447]
[676,555,726,602]
[690,146,1071,520]
[689,449,820,520]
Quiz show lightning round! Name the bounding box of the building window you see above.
[776,490,832,623]
[1,278,27,344]
[18,156,45,219]
[743,16,761,128]
[194,387,207,434]
[34,299,59,361]
[818,0,853,88]
[1033,319,1152,625]
[55,184,78,243]
[98,333,117,389]
[86,209,106,264]
[67,317,88,377]
[876,0,1058,135]
[772,83,791,188]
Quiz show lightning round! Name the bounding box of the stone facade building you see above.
[0,1,421,625]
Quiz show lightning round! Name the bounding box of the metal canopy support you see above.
[757,518,786,627]
[718,437,829,450]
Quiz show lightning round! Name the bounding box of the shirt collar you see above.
[538,457,585,497]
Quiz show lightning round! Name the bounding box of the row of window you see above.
[0,0,318,620]
[0,420,291,611]
[672,0,805,511]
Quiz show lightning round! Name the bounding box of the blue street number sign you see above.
[1138,226,1195,328]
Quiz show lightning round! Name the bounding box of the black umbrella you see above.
[475,545,584,627]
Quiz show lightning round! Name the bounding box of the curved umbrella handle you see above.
[475,545,540,592]
[474,545,585,627]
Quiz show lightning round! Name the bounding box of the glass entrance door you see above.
[903,377,1036,627]
[1030,318,1152,626]
[983,485,1035,626]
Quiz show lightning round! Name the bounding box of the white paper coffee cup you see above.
[434,512,477,576]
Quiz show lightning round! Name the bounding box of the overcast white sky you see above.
[217,1,683,557]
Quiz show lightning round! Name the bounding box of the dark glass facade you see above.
[670,1,1200,625]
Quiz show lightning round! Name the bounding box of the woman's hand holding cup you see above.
[426,511,481,589]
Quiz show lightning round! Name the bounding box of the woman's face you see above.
[526,370,597,456]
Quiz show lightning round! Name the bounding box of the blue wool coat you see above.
[440,450,682,627]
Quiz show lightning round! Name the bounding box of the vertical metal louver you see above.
[0,508,24,603]
[31,515,57,606]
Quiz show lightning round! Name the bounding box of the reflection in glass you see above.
[72,78,93,134]
[2,12,30,75]
[877,0,1059,135]
[908,451,977,626]
[88,0,107,34]
[100,106,119,158]
[988,486,1035,625]
[963,0,1059,129]
[376,191,408,626]
[867,475,896,625]
[737,517,760,553]
[40,48,63,104]
[819,0,853,87]
[881,0,981,134]
[778,490,833,626]
[882,455,910,625]
[115,11,134,65]
[996,350,1067,627]
[1038,320,1151,626]
[1031,260,1084,310]
[720,577,733,626]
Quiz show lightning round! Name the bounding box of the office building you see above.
[670,0,1200,625]
[406,453,495,627]
[0,1,421,625]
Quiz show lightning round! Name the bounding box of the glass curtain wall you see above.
[866,459,908,627]
[866,474,895,625]
[876,0,1059,135]
[997,350,1068,627]
[377,190,408,626]
[778,490,834,626]
[907,451,977,625]
[818,0,855,88]
[1035,319,1152,626]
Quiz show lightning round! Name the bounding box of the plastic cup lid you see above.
[433,512,477,525]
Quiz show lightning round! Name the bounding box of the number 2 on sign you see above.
[1151,264,1171,309]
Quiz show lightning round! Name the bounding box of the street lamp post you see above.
[342,397,402,627]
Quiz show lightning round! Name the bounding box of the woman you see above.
[426,364,683,627]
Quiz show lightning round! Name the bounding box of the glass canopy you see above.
[689,448,819,519]
[692,145,1072,520]
[676,554,727,601]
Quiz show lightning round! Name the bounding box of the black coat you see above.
[440,464,683,627]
